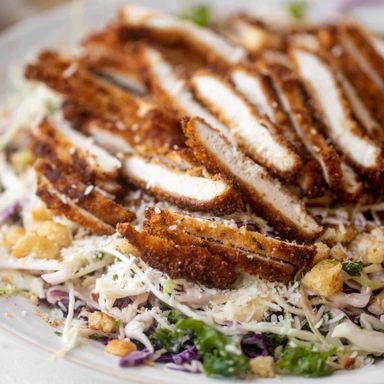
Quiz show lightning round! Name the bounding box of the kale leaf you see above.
[276,341,335,377]
[151,328,182,353]
[176,318,249,377]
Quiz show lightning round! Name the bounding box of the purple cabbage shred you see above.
[240,333,269,358]
[119,349,151,367]
[156,345,198,365]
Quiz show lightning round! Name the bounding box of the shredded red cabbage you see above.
[156,345,198,365]
[240,333,269,358]
[119,349,151,367]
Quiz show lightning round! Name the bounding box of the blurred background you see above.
[0,0,68,30]
[1,0,384,33]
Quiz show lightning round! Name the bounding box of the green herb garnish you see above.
[114,319,121,329]
[286,0,308,21]
[54,331,62,337]
[342,261,364,276]
[276,341,336,377]
[167,308,185,324]
[176,318,249,377]
[112,274,118,281]
[152,328,182,353]
[179,4,211,27]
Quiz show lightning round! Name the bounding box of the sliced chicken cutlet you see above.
[340,23,384,91]
[122,154,241,214]
[139,45,232,140]
[226,14,283,55]
[190,71,302,178]
[263,62,347,192]
[35,159,135,226]
[81,28,147,95]
[183,116,322,240]
[117,223,237,289]
[117,4,246,66]
[37,176,115,235]
[145,221,296,282]
[25,51,183,154]
[291,48,384,184]
[317,26,384,142]
[229,65,323,196]
[36,115,121,180]
[144,208,316,268]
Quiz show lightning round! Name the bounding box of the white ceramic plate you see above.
[1,1,384,383]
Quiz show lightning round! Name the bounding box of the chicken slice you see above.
[230,65,323,196]
[35,159,135,226]
[183,116,322,240]
[25,51,183,153]
[265,62,342,189]
[291,48,383,179]
[139,45,232,140]
[144,208,316,268]
[38,115,121,179]
[317,27,384,141]
[226,14,283,55]
[341,24,384,91]
[37,176,114,235]
[144,214,296,282]
[122,154,240,214]
[117,223,237,289]
[190,71,302,178]
[118,4,246,65]
[81,31,146,95]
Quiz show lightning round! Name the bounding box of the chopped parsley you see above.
[54,331,62,337]
[179,4,211,27]
[114,319,121,329]
[342,261,364,276]
[276,341,336,377]
[176,318,249,377]
[112,274,118,281]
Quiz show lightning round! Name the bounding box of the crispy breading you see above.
[35,159,135,226]
[226,14,283,55]
[37,116,121,179]
[36,176,114,235]
[190,70,303,178]
[25,51,183,153]
[117,4,246,66]
[317,26,384,141]
[144,208,316,268]
[122,154,242,214]
[81,28,146,95]
[117,223,237,288]
[291,47,384,184]
[341,23,384,89]
[139,45,232,141]
[183,116,322,240]
[145,221,296,282]
[265,61,343,190]
[229,64,324,196]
